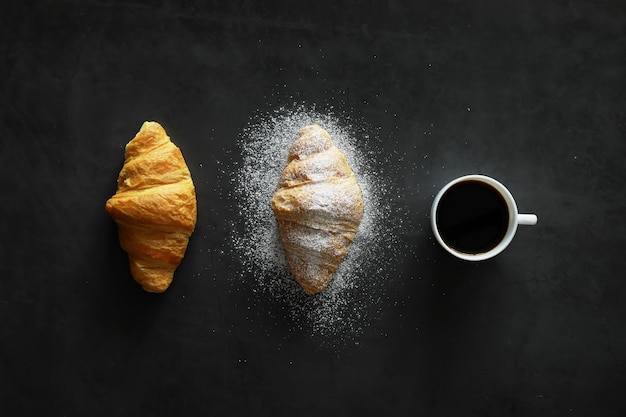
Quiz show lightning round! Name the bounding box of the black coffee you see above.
[436,180,509,254]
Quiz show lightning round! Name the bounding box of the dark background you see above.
[1,0,625,416]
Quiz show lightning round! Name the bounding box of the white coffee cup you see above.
[431,175,537,261]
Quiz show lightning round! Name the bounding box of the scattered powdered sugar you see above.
[230,103,403,346]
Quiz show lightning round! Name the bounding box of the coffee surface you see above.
[436,180,509,254]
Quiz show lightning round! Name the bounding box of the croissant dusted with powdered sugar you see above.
[271,124,364,295]
[105,121,197,293]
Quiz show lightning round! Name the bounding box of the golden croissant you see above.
[105,121,197,293]
[271,124,364,295]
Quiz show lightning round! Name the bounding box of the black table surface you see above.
[2,1,625,416]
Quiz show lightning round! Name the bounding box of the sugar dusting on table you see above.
[231,104,401,345]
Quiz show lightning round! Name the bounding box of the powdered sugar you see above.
[301,179,362,222]
[230,104,403,346]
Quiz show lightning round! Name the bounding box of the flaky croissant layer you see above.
[271,124,363,295]
[106,121,197,293]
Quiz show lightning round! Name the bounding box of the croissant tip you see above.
[130,267,174,293]
[141,284,169,293]
[303,287,323,296]
[138,121,166,135]
[299,123,321,132]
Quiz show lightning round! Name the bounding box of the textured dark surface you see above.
[1,1,625,416]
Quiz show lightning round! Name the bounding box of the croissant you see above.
[105,121,197,293]
[270,124,364,295]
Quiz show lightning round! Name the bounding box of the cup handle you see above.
[518,213,538,226]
